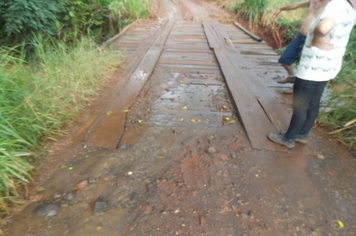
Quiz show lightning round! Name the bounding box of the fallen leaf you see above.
[227,120,236,124]
[147,108,150,111]
[225,117,230,121]
[191,119,196,123]
[201,98,205,101]
[123,109,129,112]
[75,180,88,190]
[157,156,165,159]
[182,106,187,110]
[83,145,87,149]
[68,167,74,170]
[107,110,112,115]
[328,171,335,176]
[138,120,143,124]
[338,221,344,228]
[180,118,184,121]
[61,164,66,168]
[97,226,102,230]
[198,120,201,122]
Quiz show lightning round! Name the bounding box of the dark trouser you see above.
[285,78,328,140]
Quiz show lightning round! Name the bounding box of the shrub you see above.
[0,0,68,42]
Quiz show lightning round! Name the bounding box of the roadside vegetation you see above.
[0,0,153,216]
[221,0,356,151]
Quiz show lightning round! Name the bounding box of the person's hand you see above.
[311,36,334,51]
[272,9,281,19]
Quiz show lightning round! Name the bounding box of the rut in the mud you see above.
[3,0,356,235]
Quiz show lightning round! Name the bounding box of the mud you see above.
[2,0,356,235]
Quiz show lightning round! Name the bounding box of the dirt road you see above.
[3,0,356,235]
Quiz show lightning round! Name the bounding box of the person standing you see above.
[268,0,356,148]
[273,0,330,94]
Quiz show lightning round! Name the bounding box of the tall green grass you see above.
[0,37,123,215]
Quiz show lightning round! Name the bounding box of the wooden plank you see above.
[219,23,317,154]
[202,20,222,49]
[85,20,175,149]
[233,21,263,41]
[214,48,283,151]
[210,21,290,133]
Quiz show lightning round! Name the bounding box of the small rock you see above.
[317,153,325,160]
[34,203,60,217]
[241,213,248,219]
[121,145,127,150]
[53,192,62,199]
[63,192,75,201]
[199,216,206,227]
[93,201,107,213]
[212,152,229,161]
[75,180,88,190]
[207,147,217,154]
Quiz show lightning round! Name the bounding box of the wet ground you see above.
[2,0,356,235]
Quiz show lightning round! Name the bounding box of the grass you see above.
[0,36,124,215]
[318,29,356,150]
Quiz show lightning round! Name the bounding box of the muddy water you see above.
[4,0,356,235]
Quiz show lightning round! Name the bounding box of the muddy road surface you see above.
[3,0,356,235]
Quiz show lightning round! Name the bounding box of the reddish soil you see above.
[2,1,356,236]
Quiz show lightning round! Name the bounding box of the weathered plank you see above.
[203,19,289,151]
[214,48,282,151]
[85,20,175,149]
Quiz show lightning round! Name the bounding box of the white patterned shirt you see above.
[296,0,356,81]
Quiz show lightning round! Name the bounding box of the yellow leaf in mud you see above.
[180,80,183,83]
[83,145,87,149]
[180,118,184,121]
[147,108,150,112]
[97,226,102,230]
[138,120,143,124]
[204,83,208,87]
[198,120,201,122]
[68,167,74,170]
[157,156,165,159]
[182,106,187,110]
[225,117,230,121]
[271,90,275,92]
[107,110,112,115]
[201,98,205,101]
[191,119,196,123]
[338,221,344,228]
[123,109,129,112]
